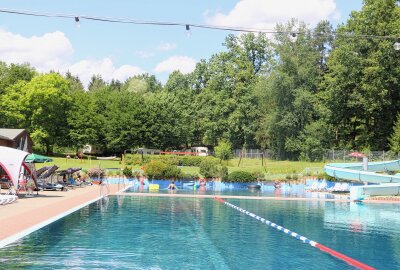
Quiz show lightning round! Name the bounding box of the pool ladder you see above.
[100,178,110,197]
[117,176,126,193]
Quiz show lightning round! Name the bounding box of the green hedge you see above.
[123,166,133,177]
[124,154,213,167]
[224,171,256,183]
[143,160,183,179]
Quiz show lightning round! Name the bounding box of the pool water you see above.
[115,178,342,199]
[1,196,399,269]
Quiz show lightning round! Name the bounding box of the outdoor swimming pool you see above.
[108,178,348,199]
[1,196,399,269]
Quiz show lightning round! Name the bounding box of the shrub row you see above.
[224,171,256,183]
[124,154,213,167]
[144,160,183,179]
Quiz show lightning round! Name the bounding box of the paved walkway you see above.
[0,184,121,247]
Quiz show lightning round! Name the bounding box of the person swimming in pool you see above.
[167,181,177,190]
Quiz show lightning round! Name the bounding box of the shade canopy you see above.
[0,146,30,188]
[25,153,53,163]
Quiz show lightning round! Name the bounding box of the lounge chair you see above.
[331,182,350,193]
[305,181,319,191]
[317,181,328,191]
[328,182,342,192]
[0,194,18,205]
[0,179,18,196]
[36,165,60,191]
[57,168,82,189]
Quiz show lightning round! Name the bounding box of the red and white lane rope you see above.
[214,197,375,270]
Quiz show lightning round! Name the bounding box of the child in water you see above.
[167,181,177,190]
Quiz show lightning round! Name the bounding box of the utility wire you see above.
[0,8,399,40]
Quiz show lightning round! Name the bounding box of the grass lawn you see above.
[35,157,124,171]
[227,158,325,180]
[37,156,325,180]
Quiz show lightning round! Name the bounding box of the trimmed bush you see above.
[252,171,265,181]
[199,157,221,178]
[144,160,182,180]
[225,171,256,183]
[220,166,228,180]
[124,154,207,167]
[123,167,133,178]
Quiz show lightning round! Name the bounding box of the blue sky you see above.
[0,0,362,85]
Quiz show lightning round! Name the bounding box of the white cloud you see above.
[68,58,145,87]
[0,28,145,88]
[206,0,337,29]
[154,56,196,74]
[0,28,73,71]
[156,42,177,51]
[136,50,155,58]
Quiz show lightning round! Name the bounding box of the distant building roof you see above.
[0,129,26,140]
[0,134,12,141]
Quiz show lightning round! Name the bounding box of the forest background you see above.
[1,0,400,161]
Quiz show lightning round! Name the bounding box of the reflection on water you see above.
[121,178,347,199]
[324,202,400,234]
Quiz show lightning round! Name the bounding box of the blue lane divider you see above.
[214,197,375,270]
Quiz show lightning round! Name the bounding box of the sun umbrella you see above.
[25,153,53,163]
[348,152,365,158]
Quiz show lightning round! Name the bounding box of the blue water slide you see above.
[324,160,400,184]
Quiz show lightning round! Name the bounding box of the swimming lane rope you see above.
[213,197,375,270]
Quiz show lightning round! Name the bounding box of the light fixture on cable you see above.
[75,17,80,28]
[185,24,191,37]
[289,32,297,43]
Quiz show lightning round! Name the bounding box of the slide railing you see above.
[324,160,400,184]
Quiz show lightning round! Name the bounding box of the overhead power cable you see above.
[0,7,399,43]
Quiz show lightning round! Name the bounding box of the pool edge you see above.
[0,195,106,249]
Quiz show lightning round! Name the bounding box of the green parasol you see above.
[25,153,53,163]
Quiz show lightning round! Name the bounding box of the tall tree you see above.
[68,91,103,150]
[22,73,72,154]
[0,62,36,94]
[255,20,327,159]
[323,0,400,150]
[192,33,272,149]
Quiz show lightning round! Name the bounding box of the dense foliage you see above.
[198,157,227,178]
[124,154,205,166]
[122,166,134,178]
[143,160,182,180]
[225,171,256,183]
[214,139,233,161]
[1,1,400,160]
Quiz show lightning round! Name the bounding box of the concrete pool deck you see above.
[1,185,399,248]
[0,184,122,248]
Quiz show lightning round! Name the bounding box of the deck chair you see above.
[57,168,82,189]
[35,166,52,179]
[8,185,18,196]
[328,182,341,192]
[0,195,18,205]
[38,165,60,191]
[317,181,327,191]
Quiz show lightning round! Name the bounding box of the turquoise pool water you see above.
[1,196,399,269]
[123,179,341,199]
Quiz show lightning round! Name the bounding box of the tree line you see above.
[0,0,399,161]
